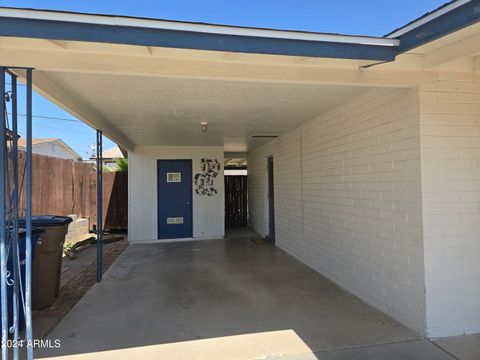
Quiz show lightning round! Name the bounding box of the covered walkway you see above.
[38,230,454,360]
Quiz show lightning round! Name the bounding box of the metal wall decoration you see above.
[194,159,220,196]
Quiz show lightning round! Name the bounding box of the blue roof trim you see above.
[394,0,480,53]
[0,17,396,61]
[385,0,458,37]
[0,5,398,40]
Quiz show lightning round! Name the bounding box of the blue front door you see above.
[157,160,193,239]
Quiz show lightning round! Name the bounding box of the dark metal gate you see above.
[224,175,248,228]
[2,67,34,360]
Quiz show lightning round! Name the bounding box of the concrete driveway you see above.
[37,229,459,360]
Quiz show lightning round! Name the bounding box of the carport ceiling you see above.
[41,71,369,151]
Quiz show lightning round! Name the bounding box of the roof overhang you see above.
[0,2,479,152]
[1,36,438,152]
[0,7,398,61]
[388,0,480,53]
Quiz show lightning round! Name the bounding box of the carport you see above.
[37,230,449,360]
[0,1,479,359]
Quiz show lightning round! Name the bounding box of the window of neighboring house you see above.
[104,161,117,169]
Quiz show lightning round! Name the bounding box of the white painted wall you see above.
[248,141,275,237]
[248,88,427,335]
[128,146,224,242]
[30,142,80,160]
[419,78,480,337]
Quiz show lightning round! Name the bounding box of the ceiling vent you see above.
[250,134,279,138]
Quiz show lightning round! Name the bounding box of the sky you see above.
[1,0,448,159]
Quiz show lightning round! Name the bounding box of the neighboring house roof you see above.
[16,138,82,160]
[17,137,56,146]
[102,146,124,159]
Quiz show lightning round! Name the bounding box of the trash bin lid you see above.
[9,227,46,238]
[18,215,73,227]
[18,227,45,237]
[6,227,44,259]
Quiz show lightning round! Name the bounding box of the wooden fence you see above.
[15,152,127,230]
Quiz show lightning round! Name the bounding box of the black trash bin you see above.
[19,216,73,309]
[2,227,44,330]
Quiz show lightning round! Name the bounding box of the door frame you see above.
[157,159,193,240]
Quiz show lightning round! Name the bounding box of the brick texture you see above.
[248,88,427,334]
[419,78,480,337]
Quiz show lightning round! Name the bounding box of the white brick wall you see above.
[248,141,276,237]
[419,78,480,337]
[275,130,304,258]
[248,88,427,334]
